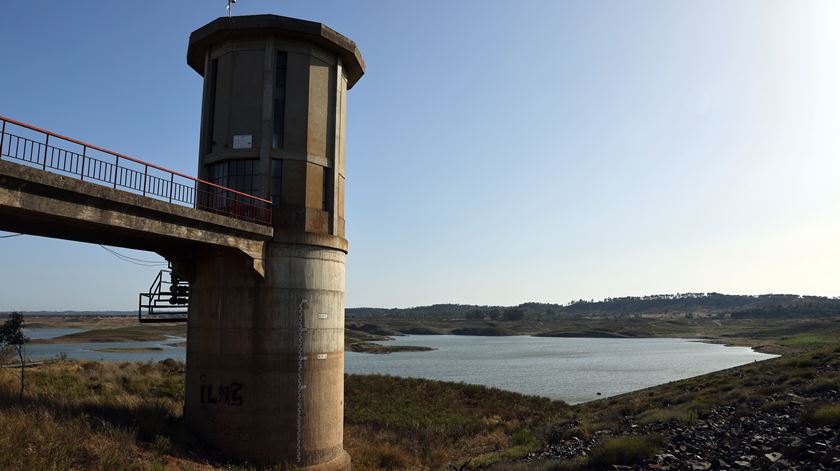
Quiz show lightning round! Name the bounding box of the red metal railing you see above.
[0,115,272,225]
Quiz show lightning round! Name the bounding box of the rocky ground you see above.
[640,395,840,470]
[528,370,840,470]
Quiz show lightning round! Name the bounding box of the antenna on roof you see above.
[226,0,236,18]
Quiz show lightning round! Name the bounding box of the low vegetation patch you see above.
[807,403,840,426]
[636,405,699,425]
[589,435,662,467]
[346,343,434,354]
[344,374,567,469]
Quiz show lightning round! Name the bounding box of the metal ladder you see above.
[138,268,189,323]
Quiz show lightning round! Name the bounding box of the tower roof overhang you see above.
[187,14,365,89]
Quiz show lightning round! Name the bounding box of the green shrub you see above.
[791,369,816,380]
[809,404,840,426]
[802,378,838,394]
[589,435,661,467]
[761,400,788,412]
[511,430,536,447]
[0,345,16,365]
[681,408,698,424]
[784,377,806,387]
[637,405,698,425]
[152,435,171,454]
[376,444,410,469]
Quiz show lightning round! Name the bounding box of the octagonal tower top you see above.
[187,14,365,89]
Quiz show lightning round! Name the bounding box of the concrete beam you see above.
[0,160,273,276]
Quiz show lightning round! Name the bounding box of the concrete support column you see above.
[185,243,348,470]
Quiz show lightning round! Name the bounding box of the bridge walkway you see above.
[0,115,274,275]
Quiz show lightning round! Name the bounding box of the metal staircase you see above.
[138,268,189,323]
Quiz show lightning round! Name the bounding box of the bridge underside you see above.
[0,160,273,274]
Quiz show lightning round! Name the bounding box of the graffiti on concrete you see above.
[200,375,243,406]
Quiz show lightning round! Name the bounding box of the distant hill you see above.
[5,293,840,321]
[0,311,135,317]
[347,293,840,320]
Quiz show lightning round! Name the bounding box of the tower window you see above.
[206,159,261,197]
[205,58,219,154]
[273,51,288,149]
[271,159,283,204]
[322,167,331,211]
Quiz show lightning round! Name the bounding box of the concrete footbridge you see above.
[0,14,365,471]
[0,115,274,274]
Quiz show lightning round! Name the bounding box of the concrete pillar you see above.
[183,15,364,469]
[185,245,348,468]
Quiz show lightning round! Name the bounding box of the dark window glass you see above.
[322,167,331,211]
[200,158,263,218]
[206,159,261,197]
[205,58,219,154]
[273,51,288,149]
[271,159,283,204]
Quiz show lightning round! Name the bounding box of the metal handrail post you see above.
[169,174,175,202]
[113,156,119,189]
[0,119,6,160]
[42,135,50,170]
[80,146,87,181]
[143,165,148,196]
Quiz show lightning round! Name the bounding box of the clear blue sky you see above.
[1,1,839,310]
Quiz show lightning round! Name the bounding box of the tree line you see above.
[346,293,840,320]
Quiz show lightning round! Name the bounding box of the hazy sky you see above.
[1,1,839,310]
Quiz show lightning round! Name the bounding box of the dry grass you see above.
[0,360,193,470]
[344,374,568,470]
[0,362,569,471]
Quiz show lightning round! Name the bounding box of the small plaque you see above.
[318,313,329,320]
[317,354,328,360]
[232,134,252,149]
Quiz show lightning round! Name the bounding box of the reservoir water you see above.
[25,326,186,362]
[344,335,776,403]
[25,331,775,404]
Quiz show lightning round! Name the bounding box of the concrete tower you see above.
[183,15,364,469]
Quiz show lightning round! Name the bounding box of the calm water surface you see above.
[25,330,775,403]
[26,327,187,363]
[28,338,187,362]
[345,335,776,404]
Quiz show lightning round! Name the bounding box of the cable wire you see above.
[98,245,168,267]
[0,235,165,266]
